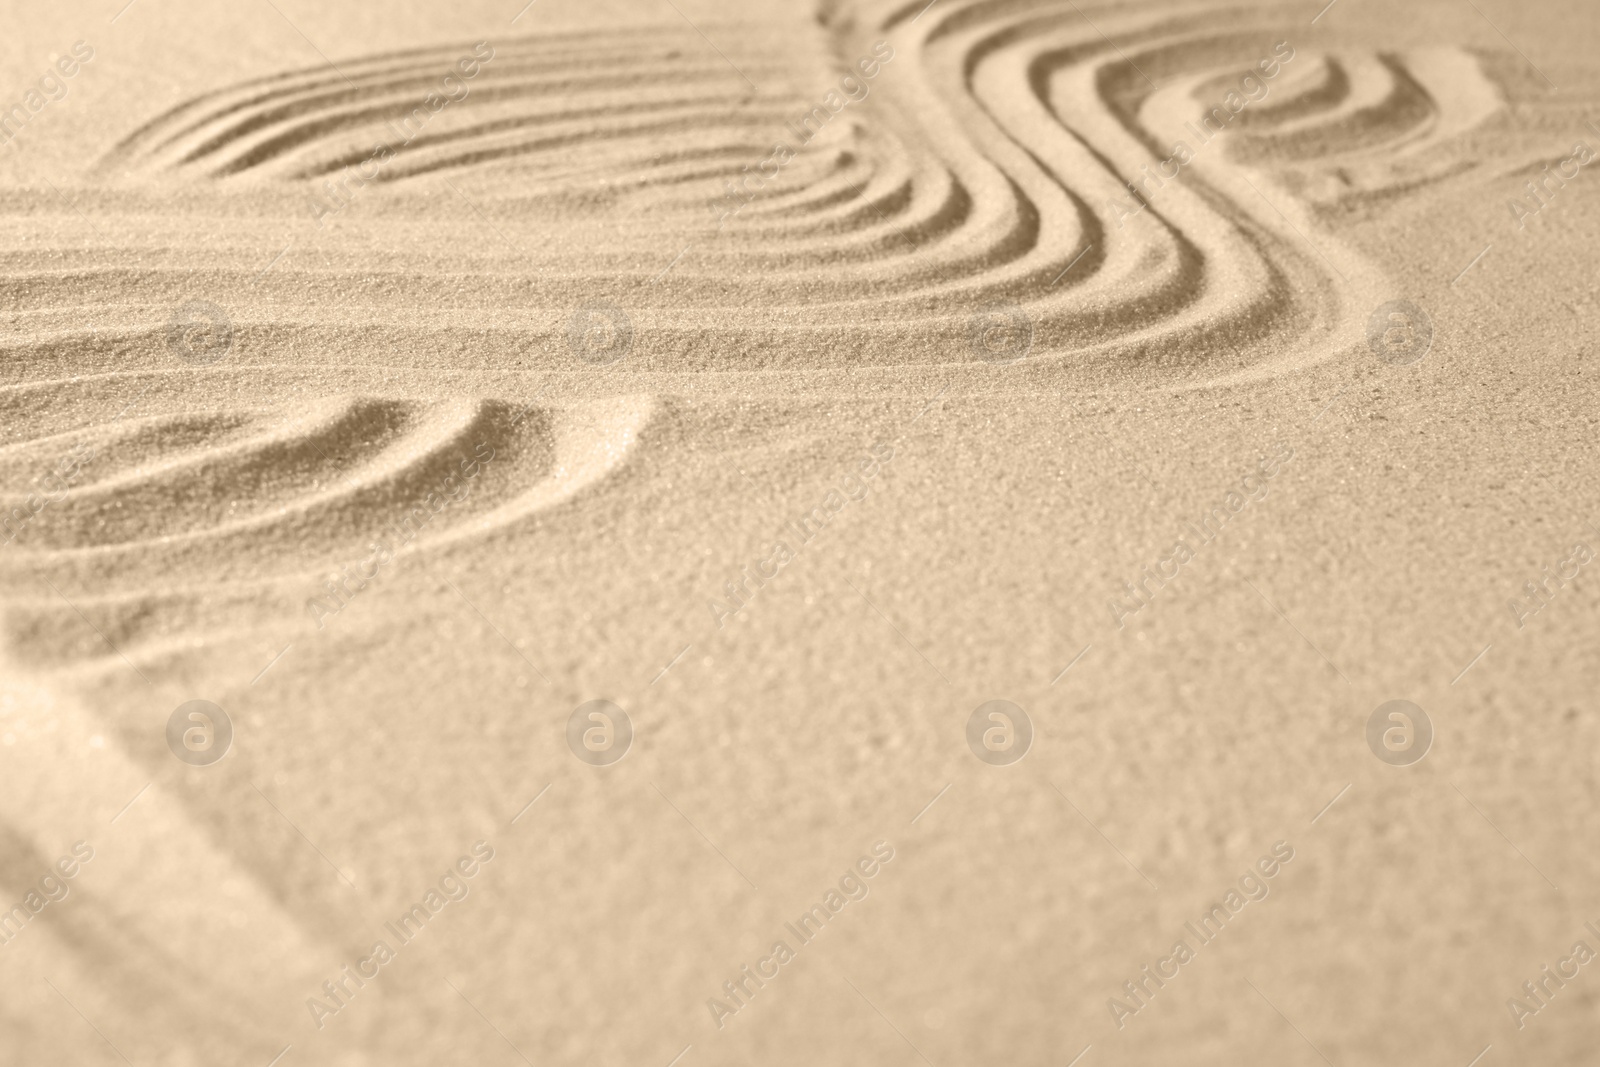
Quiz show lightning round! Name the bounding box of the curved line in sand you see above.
[84,3,1504,383]
[0,377,652,573]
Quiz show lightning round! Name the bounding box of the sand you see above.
[1,0,1598,1064]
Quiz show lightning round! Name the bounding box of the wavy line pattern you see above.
[7,0,1512,672]
[89,3,1504,379]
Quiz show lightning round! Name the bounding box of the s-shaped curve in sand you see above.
[85,2,1508,382]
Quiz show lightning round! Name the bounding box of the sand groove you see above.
[0,380,652,667]
[89,3,1505,379]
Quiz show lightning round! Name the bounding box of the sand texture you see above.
[1,0,1598,1064]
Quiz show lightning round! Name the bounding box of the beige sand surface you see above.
[1,0,1598,1064]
